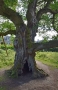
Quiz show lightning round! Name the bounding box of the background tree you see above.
[0,0,58,78]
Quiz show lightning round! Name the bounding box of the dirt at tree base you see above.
[0,61,58,90]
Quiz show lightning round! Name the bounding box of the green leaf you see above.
[0,20,16,33]
[4,0,18,10]
[50,1,58,10]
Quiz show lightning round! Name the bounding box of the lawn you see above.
[35,51,58,68]
[0,44,15,68]
[0,44,58,68]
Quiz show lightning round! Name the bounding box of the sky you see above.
[34,30,57,42]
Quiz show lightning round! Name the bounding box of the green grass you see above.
[35,51,58,68]
[0,44,14,49]
[0,44,58,68]
[0,45,15,68]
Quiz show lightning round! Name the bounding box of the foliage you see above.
[0,20,16,33]
[16,0,28,20]
[54,14,58,31]
[50,0,58,10]
[0,44,14,49]
[46,47,58,52]
[39,13,53,30]
[42,35,49,42]
[10,35,15,44]
[52,34,58,40]
[0,0,58,36]
[0,1,58,75]
[4,0,18,10]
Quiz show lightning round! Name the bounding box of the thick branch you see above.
[26,0,38,41]
[26,0,38,24]
[0,0,23,26]
[34,40,58,51]
[37,7,58,20]
[0,30,16,36]
[36,0,58,20]
[43,0,53,8]
[51,13,58,33]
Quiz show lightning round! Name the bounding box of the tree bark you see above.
[34,40,58,51]
[0,0,23,26]
[0,0,58,78]
[13,24,39,78]
[0,0,39,78]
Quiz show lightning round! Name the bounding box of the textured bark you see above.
[26,0,38,42]
[34,40,58,51]
[13,24,38,77]
[0,0,58,78]
[0,0,23,26]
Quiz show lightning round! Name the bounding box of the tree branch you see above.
[26,0,38,41]
[26,0,38,24]
[0,0,23,26]
[37,8,58,20]
[36,0,58,20]
[0,30,16,36]
[34,40,58,51]
[51,13,58,33]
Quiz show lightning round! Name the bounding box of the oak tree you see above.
[0,0,58,78]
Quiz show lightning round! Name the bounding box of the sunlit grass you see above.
[0,44,58,68]
[35,51,58,68]
[0,45,15,68]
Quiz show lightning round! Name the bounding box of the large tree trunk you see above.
[12,24,47,78]
[13,24,37,77]
[0,0,49,78]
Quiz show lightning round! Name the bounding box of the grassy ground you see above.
[0,45,58,90]
[35,51,58,68]
[0,44,58,68]
[0,44,15,68]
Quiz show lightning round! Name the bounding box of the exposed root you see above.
[32,68,48,79]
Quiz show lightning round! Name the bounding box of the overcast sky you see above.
[34,30,57,42]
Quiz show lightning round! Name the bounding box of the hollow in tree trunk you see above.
[12,24,48,78]
[0,0,58,79]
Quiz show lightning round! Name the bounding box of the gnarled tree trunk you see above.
[13,24,38,78]
[0,0,58,78]
[13,22,48,78]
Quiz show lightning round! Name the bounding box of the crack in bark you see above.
[0,0,58,77]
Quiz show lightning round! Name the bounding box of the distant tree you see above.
[0,0,58,78]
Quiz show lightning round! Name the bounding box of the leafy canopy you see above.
[4,0,18,10]
[0,0,58,37]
